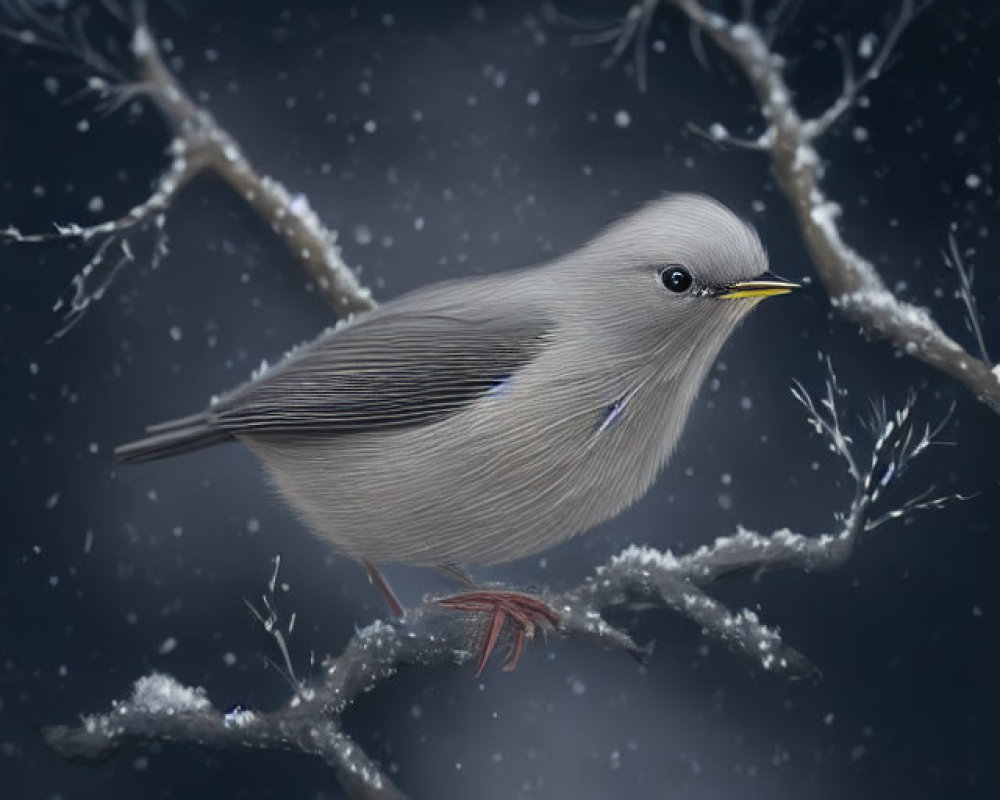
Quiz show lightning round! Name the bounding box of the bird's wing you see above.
[117,308,552,462]
[218,310,552,433]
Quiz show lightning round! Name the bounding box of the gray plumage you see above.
[118,194,792,567]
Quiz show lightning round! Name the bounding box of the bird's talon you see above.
[437,590,559,675]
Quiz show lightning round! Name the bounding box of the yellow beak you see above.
[716,271,800,300]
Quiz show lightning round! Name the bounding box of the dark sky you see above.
[1,1,998,798]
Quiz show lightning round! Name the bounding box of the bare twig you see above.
[243,554,302,694]
[761,0,801,46]
[43,362,960,798]
[790,358,858,482]
[687,120,774,151]
[555,0,660,91]
[944,233,991,363]
[805,2,916,138]
[0,0,132,83]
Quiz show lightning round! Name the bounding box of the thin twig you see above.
[561,0,661,91]
[243,554,302,694]
[805,0,916,138]
[687,120,774,151]
[943,233,991,363]
[762,0,801,46]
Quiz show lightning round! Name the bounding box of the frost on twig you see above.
[243,554,308,695]
[43,361,960,799]
[570,0,999,412]
[3,140,190,338]
[1,1,375,336]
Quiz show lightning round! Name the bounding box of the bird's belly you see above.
[247,401,665,567]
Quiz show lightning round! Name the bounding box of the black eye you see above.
[659,265,692,293]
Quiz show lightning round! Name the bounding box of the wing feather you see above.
[116,308,551,462]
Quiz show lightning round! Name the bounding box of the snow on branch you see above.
[580,0,999,412]
[43,361,961,799]
[0,1,375,336]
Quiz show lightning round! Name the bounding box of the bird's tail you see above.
[115,412,234,463]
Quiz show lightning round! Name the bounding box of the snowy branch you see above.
[0,2,375,335]
[583,0,1000,412]
[43,361,960,799]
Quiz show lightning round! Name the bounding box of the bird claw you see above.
[436,590,561,676]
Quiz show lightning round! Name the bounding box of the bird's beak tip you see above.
[717,271,800,300]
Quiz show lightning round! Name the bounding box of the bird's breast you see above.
[252,355,691,566]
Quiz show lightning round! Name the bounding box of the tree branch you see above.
[1,2,375,335]
[677,0,1000,410]
[669,0,1000,411]
[582,0,999,412]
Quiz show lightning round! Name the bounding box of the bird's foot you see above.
[436,590,560,676]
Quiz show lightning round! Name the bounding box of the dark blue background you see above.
[2,1,998,798]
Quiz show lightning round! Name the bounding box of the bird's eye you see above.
[659,265,692,293]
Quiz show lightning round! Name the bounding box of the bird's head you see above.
[569,193,797,360]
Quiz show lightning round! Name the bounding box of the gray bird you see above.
[117,193,796,665]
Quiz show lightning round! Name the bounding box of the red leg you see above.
[476,606,508,677]
[363,560,405,619]
[503,624,526,672]
[437,590,560,676]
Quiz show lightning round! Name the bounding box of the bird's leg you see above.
[363,560,405,619]
[436,590,560,676]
